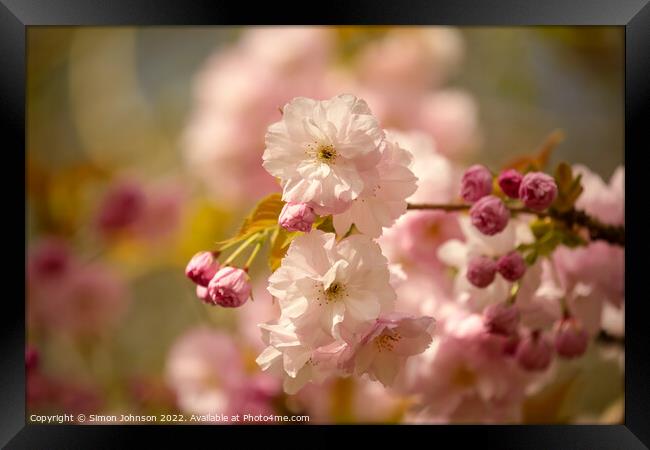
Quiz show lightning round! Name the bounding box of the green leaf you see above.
[554,162,573,192]
[553,163,584,212]
[215,193,284,250]
[566,174,584,205]
[268,225,299,271]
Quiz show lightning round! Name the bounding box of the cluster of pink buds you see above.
[466,251,526,288]
[482,309,590,372]
[461,165,558,237]
[498,168,558,210]
[185,251,251,308]
[481,304,554,371]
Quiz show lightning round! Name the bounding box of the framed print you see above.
[3,0,649,447]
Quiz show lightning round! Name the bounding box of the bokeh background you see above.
[26,26,623,423]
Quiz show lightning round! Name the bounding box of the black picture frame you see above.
[3,0,649,447]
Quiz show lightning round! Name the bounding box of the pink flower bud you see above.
[554,319,589,358]
[185,251,220,287]
[484,303,520,336]
[207,267,251,308]
[469,195,510,236]
[497,169,523,199]
[518,172,558,211]
[460,165,493,202]
[466,255,497,288]
[96,181,146,233]
[278,202,316,232]
[497,251,526,282]
[503,334,520,356]
[515,331,553,371]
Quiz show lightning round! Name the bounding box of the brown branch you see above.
[406,203,624,247]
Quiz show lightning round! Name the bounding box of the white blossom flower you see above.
[267,230,395,341]
[342,314,435,387]
[262,94,385,213]
[332,139,418,237]
[255,320,347,394]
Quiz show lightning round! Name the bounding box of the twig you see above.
[406,203,624,247]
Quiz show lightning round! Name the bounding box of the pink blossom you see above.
[498,169,523,199]
[355,28,463,92]
[183,29,331,205]
[133,179,186,241]
[207,267,251,308]
[404,321,529,423]
[240,27,333,75]
[416,89,482,159]
[95,178,146,234]
[515,331,553,371]
[483,303,520,336]
[230,373,281,419]
[553,242,624,308]
[554,318,589,358]
[379,210,463,277]
[331,139,418,238]
[573,164,623,226]
[267,231,395,342]
[466,255,497,288]
[469,195,510,236]
[461,165,492,202]
[552,166,624,308]
[288,377,406,424]
[497,251,526,282]
[343,314,434,387]
[28,255,130,336]
[386,129,461,204]
[518,172,558,211]
[236,282,281,351]
[256,321,348,394]
[262,94,385,212]
[185,251,219,286]
[165,328,244,416]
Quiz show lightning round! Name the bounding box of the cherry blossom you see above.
[267,230,395,340]
[332,139,418,237]
[262,94,385,213]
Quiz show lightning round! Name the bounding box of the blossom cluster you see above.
[178,29,624,424]
[182,88,624,423]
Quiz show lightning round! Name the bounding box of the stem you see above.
[216,237,246,253]
[407,203,624,247]
[223,233,260,266]
[244,235,266,270]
